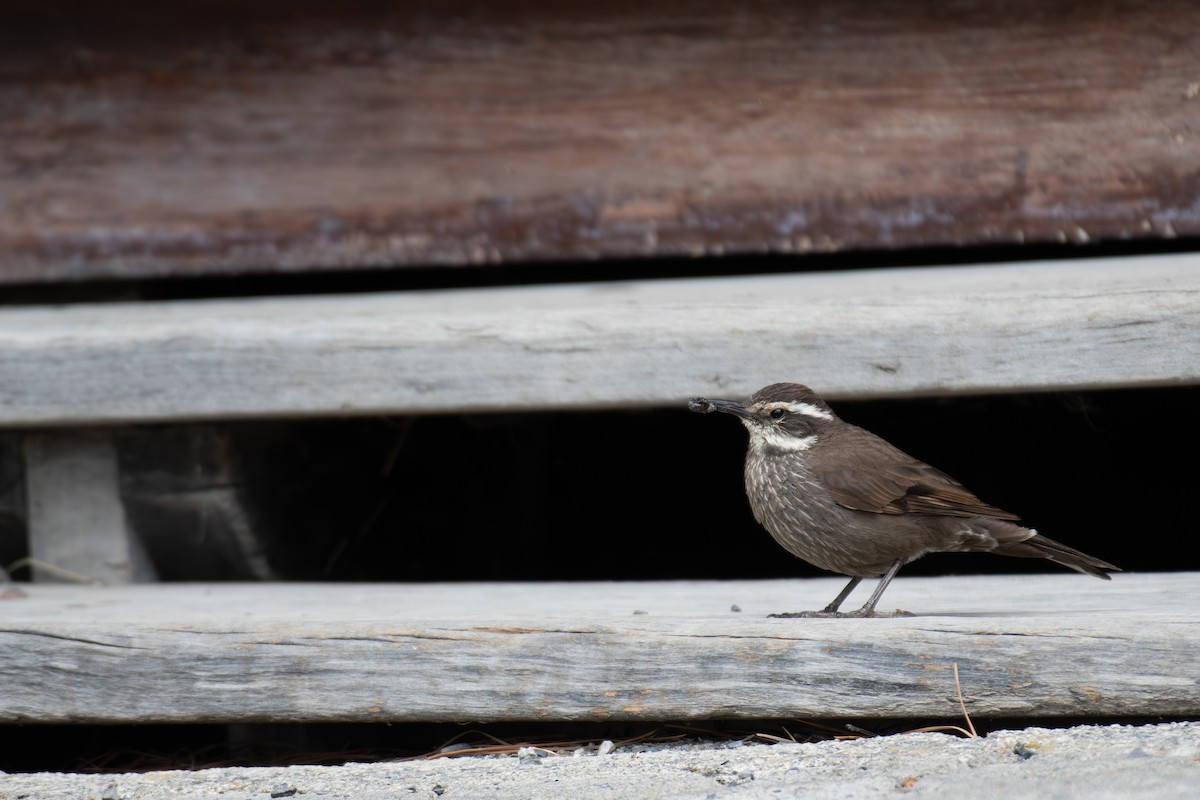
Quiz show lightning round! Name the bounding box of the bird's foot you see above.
[768,608,914,619]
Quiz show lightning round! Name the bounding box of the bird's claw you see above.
[768,608,915,619]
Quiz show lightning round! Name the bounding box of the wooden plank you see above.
[23,432,157,584]
[2,0,1198,283]
[2,573,1197,723]
[0,254,1197,425]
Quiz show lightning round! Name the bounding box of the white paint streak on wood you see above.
[0,254,1197,426]
[1,573,1197,723]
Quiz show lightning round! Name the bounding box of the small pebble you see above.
[517,746,546,761]
[730,604,742,613]
[632,609,648,615]
[432,784,446,796]
[597,739,616,756]
[269,785,297,798]
[1013,744,1037,760]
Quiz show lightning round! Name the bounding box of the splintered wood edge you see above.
[2,573,1197,723]
[1,254,1198,426]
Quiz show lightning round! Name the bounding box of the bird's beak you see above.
[688,397,752,419]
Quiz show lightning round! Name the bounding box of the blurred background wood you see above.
[2,0,1197,284]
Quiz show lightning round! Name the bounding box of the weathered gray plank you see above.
[0,254,1197,426]
[2,0,1198,283]
[1,573,1197,723]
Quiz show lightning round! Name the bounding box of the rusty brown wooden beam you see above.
[2,0,1198,283]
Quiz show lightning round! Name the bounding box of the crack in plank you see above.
[0,629,146,650]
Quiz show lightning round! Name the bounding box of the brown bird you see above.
[689,382,1119,617]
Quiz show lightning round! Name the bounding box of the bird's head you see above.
[688,382,838,452]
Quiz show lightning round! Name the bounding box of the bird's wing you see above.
[814,425,1020,520]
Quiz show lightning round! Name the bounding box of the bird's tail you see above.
[989,526,1120,579]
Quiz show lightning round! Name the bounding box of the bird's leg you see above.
[770,560,912,618]
[766,575,861,618]
[763,575,859,618]
[822,576,862,613]
[841,559,909,618]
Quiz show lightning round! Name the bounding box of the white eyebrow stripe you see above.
[765,401,834,420]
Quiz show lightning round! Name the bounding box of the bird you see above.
[688,382,1119,617]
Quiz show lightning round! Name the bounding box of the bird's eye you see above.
[769,408,787,420]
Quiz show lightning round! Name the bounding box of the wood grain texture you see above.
[2,0,1198,283]
[2,573,1197,723]
[0,255,1197,425]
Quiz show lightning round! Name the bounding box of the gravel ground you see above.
[3,722,1198,799]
